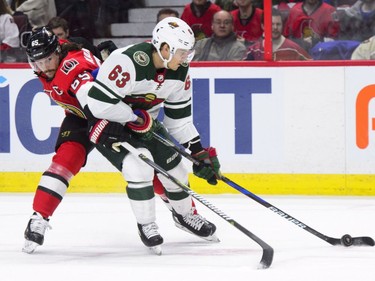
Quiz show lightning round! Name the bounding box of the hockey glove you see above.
[88,119,131,152]
[97,40,118,60]
[126,109,155,141]
[192,147,221,185]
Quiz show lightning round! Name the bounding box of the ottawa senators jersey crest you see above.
[61,59,79,74]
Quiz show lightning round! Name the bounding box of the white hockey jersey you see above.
[87,42,199,145]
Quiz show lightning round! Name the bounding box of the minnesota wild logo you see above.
[144,93,156,102]
[133,51,150,66]
[168,22,179,28]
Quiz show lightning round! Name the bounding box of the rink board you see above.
[2,172,375,195]
[1,62,375,195]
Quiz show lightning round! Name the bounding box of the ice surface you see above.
[1,194,374,281]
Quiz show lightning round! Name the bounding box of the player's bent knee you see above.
[158,164,188,192]
[122,148,154,182]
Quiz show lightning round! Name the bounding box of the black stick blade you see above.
[328,235,375,247]
[258,247,274,269]
[352,236,375,246]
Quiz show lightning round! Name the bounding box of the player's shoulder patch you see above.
[55,49,97,92]
[123,42,152,60]
[133,50,150,66]
[61,58,79,75]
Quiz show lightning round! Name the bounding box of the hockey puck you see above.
[341,234,353,246]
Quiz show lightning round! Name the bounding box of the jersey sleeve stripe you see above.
[164,97,192,106]
[88,85,120,105]
[95,80,124,100]
[164,105,192,119]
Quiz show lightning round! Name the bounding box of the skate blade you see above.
[22,240,39,254]
[174,222,220,243]
[149,245,162,255]
[205,233,220,243]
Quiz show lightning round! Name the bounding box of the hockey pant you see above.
[96,123,196,225]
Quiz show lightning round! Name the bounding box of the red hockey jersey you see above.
[38,47,100,119]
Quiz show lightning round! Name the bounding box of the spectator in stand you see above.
[283,0,340,52]
[47,16,102,60]
[244,9,311,60]
[335,0,375,42]
[273,0,296,25]
[181,0,222,41]
[215,0,238,10]
[193,10,246,60]
[230,0,263,47]
[0,0,19,50]
[351,35,375,59]
[156,8,179,22]
[14,0,56,29]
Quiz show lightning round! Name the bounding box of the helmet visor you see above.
[174,48,195,64]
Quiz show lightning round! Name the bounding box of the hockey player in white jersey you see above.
[82,17,222,253]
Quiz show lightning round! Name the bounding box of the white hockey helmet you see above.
[152,17,195,66]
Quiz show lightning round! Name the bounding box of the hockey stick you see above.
[151,132,375,247]
[121,141,274,269]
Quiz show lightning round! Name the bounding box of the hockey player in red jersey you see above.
[22,27,101,254]
[22,27,208,255]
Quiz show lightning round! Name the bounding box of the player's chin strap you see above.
[162,51,174,69]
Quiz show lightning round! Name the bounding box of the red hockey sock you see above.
[32,142,86,218]
[153,175,165,196]
[33,188,62,218]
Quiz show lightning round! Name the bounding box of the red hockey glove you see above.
[192,147,221,185]
[126,109,156,141]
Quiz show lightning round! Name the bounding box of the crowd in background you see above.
[1,0,375,62]
[182,0,375,60]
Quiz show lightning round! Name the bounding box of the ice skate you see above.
[137,222,163,255]
[172,210,219,243]
[22,212,51,254]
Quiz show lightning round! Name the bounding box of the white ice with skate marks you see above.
[1,194,375,281]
